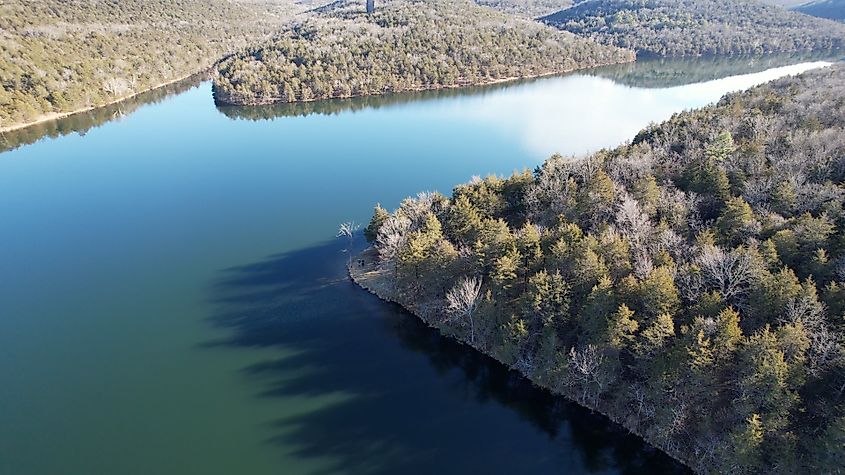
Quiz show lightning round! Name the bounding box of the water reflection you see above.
[207,237,689,474]
[443,60,832,156]
[215,79,556,121]
[4,54,837,156]
[213,57,834,158]
[213,53,840,124]
[0,72,208,153]
[589,52,843,88]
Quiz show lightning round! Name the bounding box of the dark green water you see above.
[0,58,831,474]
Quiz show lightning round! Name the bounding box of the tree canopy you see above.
[365,64,845,473]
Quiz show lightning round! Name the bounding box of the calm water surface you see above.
[0,57,833,474]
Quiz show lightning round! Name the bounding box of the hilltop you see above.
[541,0,845,56]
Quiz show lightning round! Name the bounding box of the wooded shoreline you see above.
[348,248,695,472]
[3,55,635,134]
[0,70,211,133]
[212,57,636,107]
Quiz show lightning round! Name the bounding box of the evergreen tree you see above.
[608,303,639,349]
[705,131,736,163]
[637,266,680,320]
[637,312,675,358]
[716,196,756,246]
[728,413,764,472]
[364,203,390,243]
[447,194,483,244]
[714,307,743,360]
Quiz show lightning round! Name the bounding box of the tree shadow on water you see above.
[205,238,689,475]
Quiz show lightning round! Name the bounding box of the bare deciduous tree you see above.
[697,245,754,302]
[336,221,359,239]
[784,294,843,377]
[568,344,607,404]
[399,191,437,229]
[445,276,483,344]
[337,220,360,263]
[616,194,652,251]
[102,76,132,96]
[375,214,411,270]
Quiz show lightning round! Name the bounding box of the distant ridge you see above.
[797,0,845,21]
[541,0,845,56]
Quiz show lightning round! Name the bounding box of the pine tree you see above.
[637,266,680,320]
[737,326,799,435]
[525,270,570,329]
[447,194,483,244]
[637,312,675,358]
[687,328,715,373]
[714,307,743,360]
[608,303,639,349]
[580,276,617,343]
[632,174,660,217]
[364,203,390,243]
[515,222,543,292]
[729,413,764,472]
[717,196,756,246]
[705,131,736,163]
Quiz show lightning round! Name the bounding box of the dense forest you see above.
[213,0,634,106]
[797,0,845,21]
[0,0,300,130]
[359,65,845,473]
[541,0,845,57]
[473,0,574,18]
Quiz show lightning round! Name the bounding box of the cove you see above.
[0,54,836,474]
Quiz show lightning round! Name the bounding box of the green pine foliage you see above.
[367,65,845,472]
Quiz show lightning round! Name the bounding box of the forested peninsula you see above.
[542,0,845,57]
[0,0,300,131]
[355,65,845,473]
[212,0,634,106]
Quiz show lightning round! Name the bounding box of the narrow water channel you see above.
[0,55,834,474]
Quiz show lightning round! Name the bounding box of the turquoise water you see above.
[0,57,831,474]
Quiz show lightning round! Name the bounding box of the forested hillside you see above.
[474,0,573,17]
[0,0,299,130]
[797,0,845,21]
[541,0,845,56]
[359,65,845,473]
[212,0,634,106]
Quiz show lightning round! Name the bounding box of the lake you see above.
[0,55,835,474]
